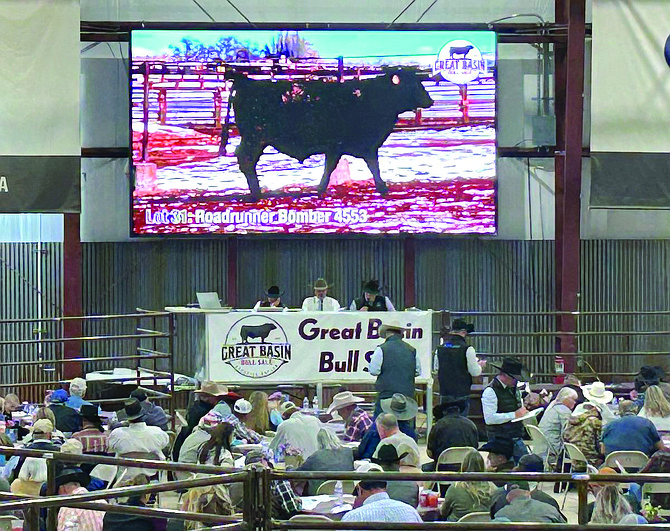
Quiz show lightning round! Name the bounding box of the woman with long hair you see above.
[440,449,496,521]
[197,422,235,467]
[246,391,270,434]
[590,484,633,523]
[297,428,353,495]
[639,385,670,432]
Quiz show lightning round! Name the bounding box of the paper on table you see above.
[300,496,334,511]
[331,504,353,514]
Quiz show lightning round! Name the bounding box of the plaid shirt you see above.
[343,406,373,443]
[57,487,106,530]
[73,427,109,454]
[271,479,302,519]
[222,414,262,444]
[640,449,670,508]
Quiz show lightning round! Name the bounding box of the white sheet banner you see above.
[205,311,433,384]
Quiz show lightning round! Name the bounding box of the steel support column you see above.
[62,213,82,379]
[555,0,586,372]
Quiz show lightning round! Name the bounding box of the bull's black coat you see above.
[241,323,277,343]
[229,70,433,197]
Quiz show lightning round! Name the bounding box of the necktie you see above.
[319,299,323,311]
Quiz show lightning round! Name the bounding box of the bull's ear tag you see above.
[392,74,400,85]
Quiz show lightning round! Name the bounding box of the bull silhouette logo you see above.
[221,315,291,378]
[433,39,487,85]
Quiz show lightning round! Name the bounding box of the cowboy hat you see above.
[480,438,514,460]
[451,319,475,334]
[80,404,103,427]
[194,381,230,397]
[56,467,90,489]
[312,278,331,290]
[123,398,145,421]
[327,391,364,415]
[379,320,406,337]
[433,402,462,420]
[265,285,284,298]
[582,381,613,404]
[380,393,418,421]
[371,444,409,465]
[362,280,381,295]
[490,357,531,382]
[234,398,253,415]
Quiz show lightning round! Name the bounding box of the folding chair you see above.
[561,443,598,509]
[457,511,492,522]
[525,425,558,471]
[603,451,650,472]
[428,447,475,492]
[288,514,333,530]
[315,480,356,496]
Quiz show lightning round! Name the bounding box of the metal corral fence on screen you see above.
[0,447,668,530]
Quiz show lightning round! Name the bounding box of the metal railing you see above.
[1,447,668,530]
[0,311,175,425]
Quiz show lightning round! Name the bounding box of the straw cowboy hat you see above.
[380,393,418,421]
[312,278,331,290]
[326,391,364,415]
[379,320,406,337]
[195,381,230,397]
[582,381,613,404]
[490,357,531,382]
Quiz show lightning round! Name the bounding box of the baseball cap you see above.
[33,419,54,434]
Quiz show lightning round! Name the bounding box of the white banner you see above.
[205,311,433,384]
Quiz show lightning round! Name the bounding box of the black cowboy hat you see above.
[265,285,284,298]
[362,280,380,295]
[371,444,409,465]
[480,438,515,460]
[80,404,103,425]
[490,357,531,382]
[451,319,475,334]
[123,398,145,421]
[56,467,90,489]
[433,402,462,420]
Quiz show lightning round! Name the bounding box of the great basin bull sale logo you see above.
[221,315,291,378]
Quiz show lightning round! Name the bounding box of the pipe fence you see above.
[1,448,668,530]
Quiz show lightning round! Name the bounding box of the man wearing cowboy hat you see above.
[481,357,531,463]
[72,404,108,455]
[302,278,340,311]
[254,285,285,311]
[108,399,170,479]
[372,444,419,507]
[327,391,372,442]
[349,279,396,312]
[433,319,485,417]
[372,405,421,468]
[369,320,421,414]
[56,466,107,530]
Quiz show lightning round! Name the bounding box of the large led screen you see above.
[131,30,496,235]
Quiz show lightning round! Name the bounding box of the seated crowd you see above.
[2,360,670,530]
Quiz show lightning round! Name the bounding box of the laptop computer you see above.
[196,292,222,309]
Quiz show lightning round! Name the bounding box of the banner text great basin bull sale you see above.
[131,30,496,235]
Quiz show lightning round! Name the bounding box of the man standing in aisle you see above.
[302,278,340,311]
[349,280,396,311]
[433,319,485,417]
[369,321,421,415]
[481,357,531,463]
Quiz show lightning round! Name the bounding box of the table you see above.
[301,495,355,520]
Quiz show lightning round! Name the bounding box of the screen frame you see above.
[128,24,498,239]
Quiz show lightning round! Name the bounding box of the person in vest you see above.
[253,285,285,311]
[369,320,421,416]
[349,280,396,312]
[432,319,486,417]
[481,357,531,463]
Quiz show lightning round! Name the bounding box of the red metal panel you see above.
[62,213,82,379]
